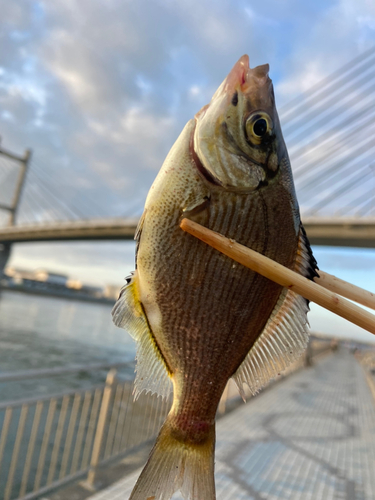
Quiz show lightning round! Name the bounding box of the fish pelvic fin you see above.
[129,414,216,500]
[232,224,318,399]
[112,271,172,400]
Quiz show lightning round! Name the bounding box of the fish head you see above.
[193,55,287,191]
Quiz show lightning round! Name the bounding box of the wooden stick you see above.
[314,271,375,311]
[180,218,375,336]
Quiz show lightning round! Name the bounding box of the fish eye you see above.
[245,112,272,145]
[253,118,267,137]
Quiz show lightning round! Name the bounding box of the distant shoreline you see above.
[0,284,116,305]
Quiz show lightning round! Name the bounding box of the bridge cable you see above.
[289,101,375,164]
[30,159,109,219]
[29,161,88,219]
[282,64,375,136]
[26,167,85,221]
[279,45,375,117]
[307,169,374,215]
[337,182,375,216]
[284,82,375,146]
[293,122,375,183]
[21,177,70,222]
[297,144,375,199]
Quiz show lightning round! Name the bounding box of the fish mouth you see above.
[218,55,270,98]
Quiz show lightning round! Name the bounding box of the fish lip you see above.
[189,125,223,187]
[224,55,250,94]
[224,55,270,95]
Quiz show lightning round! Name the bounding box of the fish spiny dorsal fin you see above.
[112,271,172,400]
[232,224,318,399]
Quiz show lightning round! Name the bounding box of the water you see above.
[0,290,137,400]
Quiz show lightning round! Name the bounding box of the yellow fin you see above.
[129,414,216,500]
[112,271,172,400]
[232,225,318,399]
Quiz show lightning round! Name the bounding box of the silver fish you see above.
[113,54,317,500]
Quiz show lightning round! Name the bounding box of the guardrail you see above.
[0,337,335,500]
[0,363,171,500]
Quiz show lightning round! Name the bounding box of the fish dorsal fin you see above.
[232,224,318,399]
[112,271,172,400]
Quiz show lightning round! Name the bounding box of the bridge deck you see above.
[87,349,375,500]
[2,218,375,247]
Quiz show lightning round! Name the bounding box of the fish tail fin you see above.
[129,414,216,500]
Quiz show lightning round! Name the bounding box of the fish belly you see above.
[138,169,298,442]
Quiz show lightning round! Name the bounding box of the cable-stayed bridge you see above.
[0,47,375,271]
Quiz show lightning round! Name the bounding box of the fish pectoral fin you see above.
[232,225,318,399]
[181,193,211,226]
[135,210,147,266]
[182,195,211,217]
[135,210,146,242]
[112,271,172,400]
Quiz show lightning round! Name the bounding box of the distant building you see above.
[34,270,68,286]
[4,267,69,290]
[2,266,107,301]
[66,279,83,290]
[5,267,35,282]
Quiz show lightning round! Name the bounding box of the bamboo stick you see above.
[180,218,375,336]
[314,271,375,310]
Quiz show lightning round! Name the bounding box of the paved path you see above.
[87,349,375,499]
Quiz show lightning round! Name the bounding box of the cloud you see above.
[1,0,373,221]
[276,0,375,102]
[0,0,375,286]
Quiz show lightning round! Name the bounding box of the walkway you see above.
[87,349,375,500]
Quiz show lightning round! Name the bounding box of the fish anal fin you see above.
[233,224,318,398]
[112,271,172,400]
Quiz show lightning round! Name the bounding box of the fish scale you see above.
[112,55,318,500]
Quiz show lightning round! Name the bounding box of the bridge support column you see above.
[0,243,11,276]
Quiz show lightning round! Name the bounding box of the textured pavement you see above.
[87,349,375,500]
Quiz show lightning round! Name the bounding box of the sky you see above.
[1,0,375,343]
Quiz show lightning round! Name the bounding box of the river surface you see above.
[0,290,136,400]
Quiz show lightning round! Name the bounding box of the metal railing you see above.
[0,337,336,500]
[0,363,171,500]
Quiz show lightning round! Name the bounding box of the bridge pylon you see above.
[0,140,31,275]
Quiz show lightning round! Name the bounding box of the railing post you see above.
[84,368,117,490]
[305,340,313,367]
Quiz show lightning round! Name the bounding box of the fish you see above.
[112,55,318,500]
